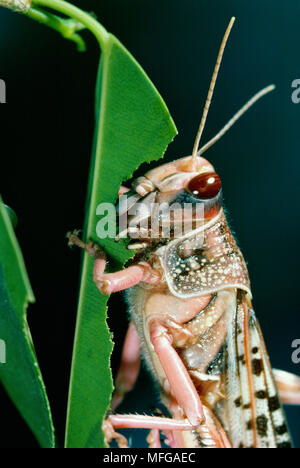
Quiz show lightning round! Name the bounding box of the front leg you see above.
[93,261,161,295]
[67,232,161,294]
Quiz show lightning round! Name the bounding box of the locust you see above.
[68,17,300,448]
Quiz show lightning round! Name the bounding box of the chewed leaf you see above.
[0,199,55,448]
[65,34,177,448]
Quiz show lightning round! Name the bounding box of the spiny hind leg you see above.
[168,397,231,448]
[111,322,141,411]
[202,406,232,448]
[149,320,205,427]
[103,414,194,448]
[148,319,231,448]
[273,369,300,405]
[103,401,231,449]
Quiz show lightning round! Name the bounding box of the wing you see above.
[214,291,292,448]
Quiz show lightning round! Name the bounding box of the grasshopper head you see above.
[132,154,222,221]
[116,155,222,245]
[134,155,215,195]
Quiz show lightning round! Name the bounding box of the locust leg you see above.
[67,185,161,295]
[105,316,230,449]
[93,261,161,295]
[111,322,141,411]
[149,320,205,427]
[67,232,161,295]
[273,369,300,405]
[104,411,231,449]
[167,397,231,449]
[119,185,130,195]
[103,419,129,449]
[107,319,205,446]
[103,414,195,448]
[146,411,231,448]
[202,406,232,448]
[146,429,161,449]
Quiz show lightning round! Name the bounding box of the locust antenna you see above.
[191,17,235,167]
[198,84,275,156]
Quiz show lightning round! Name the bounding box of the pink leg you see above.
[163,430,177,448]
[93,260,161,295]
[119,186,130,196]
[108,414,194,431]
[273,369,300,405]
[111,322,141,411]
[150,321,204,427]
[146,429,161,449]
[103,419,128,448]
[105,411,231,449]
[103,414,194,447]
[203,406,232,448]
[103,414,196,449]
[168,404,231,449]
[67,232,161,295]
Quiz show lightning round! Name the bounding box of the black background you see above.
[0,0,300,448]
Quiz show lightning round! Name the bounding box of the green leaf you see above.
[65,36,177,448]
[4,204,18,229]
[0,199,55,448]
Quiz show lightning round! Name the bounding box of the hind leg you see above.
[103,410,231,448]
[149,320,205,427]
[111,322,141,411]
[103,414,195,448]
[273,369,300,405]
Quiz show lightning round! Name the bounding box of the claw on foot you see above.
[95,278,111,295]
[66,230,106,260]
[102,419,128,449]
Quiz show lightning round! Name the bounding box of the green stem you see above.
[30,0,109,49]
[27,7,86,51]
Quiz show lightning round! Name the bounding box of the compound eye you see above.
[187,172,221,199]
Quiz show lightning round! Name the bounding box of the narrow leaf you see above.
[0,199,55,448]
[65,35,177,448]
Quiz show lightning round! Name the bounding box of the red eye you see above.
[187,172,221,199]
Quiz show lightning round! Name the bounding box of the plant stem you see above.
[27,7,86,51]
[30,0,109,49]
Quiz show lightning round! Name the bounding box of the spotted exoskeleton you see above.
[69,18,300,448]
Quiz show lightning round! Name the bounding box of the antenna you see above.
[191,17,235,165]
[198,84,275,157]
